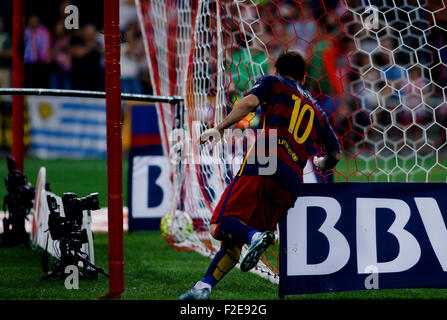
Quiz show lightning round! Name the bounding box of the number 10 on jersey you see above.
[288,94,314,144]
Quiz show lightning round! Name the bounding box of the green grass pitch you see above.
[0,157,447,299]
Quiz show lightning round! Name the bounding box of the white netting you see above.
[343,0,447,182]
[136,0,447,283]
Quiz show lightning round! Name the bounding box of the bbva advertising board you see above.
[127,104,170,231]
[128,152,172,231]
[279,183,447,296]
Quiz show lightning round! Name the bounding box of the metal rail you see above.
[0,88,183,104]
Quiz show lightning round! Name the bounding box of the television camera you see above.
[43,192,108,280]
[0,156,35,248]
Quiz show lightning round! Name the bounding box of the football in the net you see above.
[160,210,194,244]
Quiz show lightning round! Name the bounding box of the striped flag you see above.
[28,96,108,158]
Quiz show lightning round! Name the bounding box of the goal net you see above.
[136,0,447,283]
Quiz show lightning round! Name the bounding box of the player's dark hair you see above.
[275,51,306,82]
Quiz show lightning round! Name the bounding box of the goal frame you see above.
[7,0,183,299]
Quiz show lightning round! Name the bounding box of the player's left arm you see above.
[199,75,274,146]
[199,94,259,145]
[216,94,259,134]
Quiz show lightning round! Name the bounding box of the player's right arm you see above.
[313,149,341,173]
[312,107,342,173]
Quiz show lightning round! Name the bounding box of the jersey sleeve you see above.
[247,75,276,103]
[313,103,341,153]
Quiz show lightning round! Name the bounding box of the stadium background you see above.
[0,0,446,300]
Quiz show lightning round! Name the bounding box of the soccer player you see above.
[178,51,341,300]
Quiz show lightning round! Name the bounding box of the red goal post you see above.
[7,0,183,299]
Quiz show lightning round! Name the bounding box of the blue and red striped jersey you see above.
[238,74,341,198]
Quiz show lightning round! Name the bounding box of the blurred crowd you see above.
[0,0,152,94]
[227,0,447,157]
[0,0,445,159]
[222,0,355,147]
